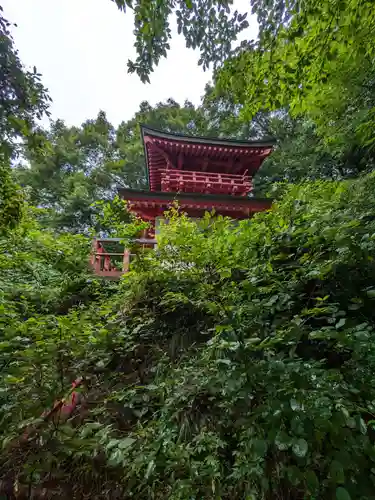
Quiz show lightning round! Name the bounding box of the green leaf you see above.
[287,465,301,486]
[290,398,303,411]
[145,459,155,479]
[80,422,103,438]
[105,439,120,451]
[330,460,345,484]
[219,268,231,278]
[346,417,356,429]
[118,437,136,449]
[253,439,268,457]
[292,438,308,458]
[275,431,291,451]
[305,470,319,492]
[335,318,346,329]
[217,358,231,365]
[357,416,367,435]
[108,449,123,466]
[336,487,351,500]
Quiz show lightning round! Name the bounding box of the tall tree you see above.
[16,100,208,233]
[216,0,375,157]
[217,0,375,113]
[17,111,132,233]
[253,113,345,196]
[200,85,344,192]
[0,7,49,234]
[0,7,50,161]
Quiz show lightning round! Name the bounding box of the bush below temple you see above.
[2,174,375,498]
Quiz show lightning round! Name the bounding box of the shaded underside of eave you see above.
[117,187,273,207]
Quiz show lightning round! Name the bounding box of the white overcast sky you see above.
[3,0,256,127]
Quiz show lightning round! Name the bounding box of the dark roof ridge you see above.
[140,124,276,148]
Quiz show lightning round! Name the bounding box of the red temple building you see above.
[91,126,275,277]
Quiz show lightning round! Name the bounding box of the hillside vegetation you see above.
[2,175,375,498]
[2,0,375,498]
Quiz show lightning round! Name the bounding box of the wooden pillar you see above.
[90,239,97,269]
[96,243,104,272]
[104,254,111,272]
[123,249,130,273]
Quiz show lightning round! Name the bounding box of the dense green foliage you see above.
[3,176,375,499]
[111,0,249,82]
[216,0,375,175]
[0,8,50,161]
[2,0,375,498]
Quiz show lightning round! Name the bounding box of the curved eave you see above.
[118,187,272,210]
[141,124,276,148]
[140,125,276,190]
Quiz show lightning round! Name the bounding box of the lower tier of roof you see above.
[118,189,272,220]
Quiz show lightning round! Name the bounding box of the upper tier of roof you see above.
[141,125,276,192]
[141,125,276,148]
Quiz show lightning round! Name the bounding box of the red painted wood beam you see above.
[124,193,272,224]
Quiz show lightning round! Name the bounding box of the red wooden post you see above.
[123,249,130,273]
[104,254,111,272]
[90,239,97,268]
[96,243,104,273]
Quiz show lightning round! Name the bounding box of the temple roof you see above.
[141,125,276,149]
[118,187,272,204]
[118,188,272,220]
[141,125,276,191]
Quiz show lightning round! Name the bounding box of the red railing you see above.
[90,238,157,278]
[161,169,252,196]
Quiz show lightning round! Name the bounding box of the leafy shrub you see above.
[3,174,375,498]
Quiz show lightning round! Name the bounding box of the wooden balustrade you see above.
[90,237,157,278]
[161,169,252,196]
